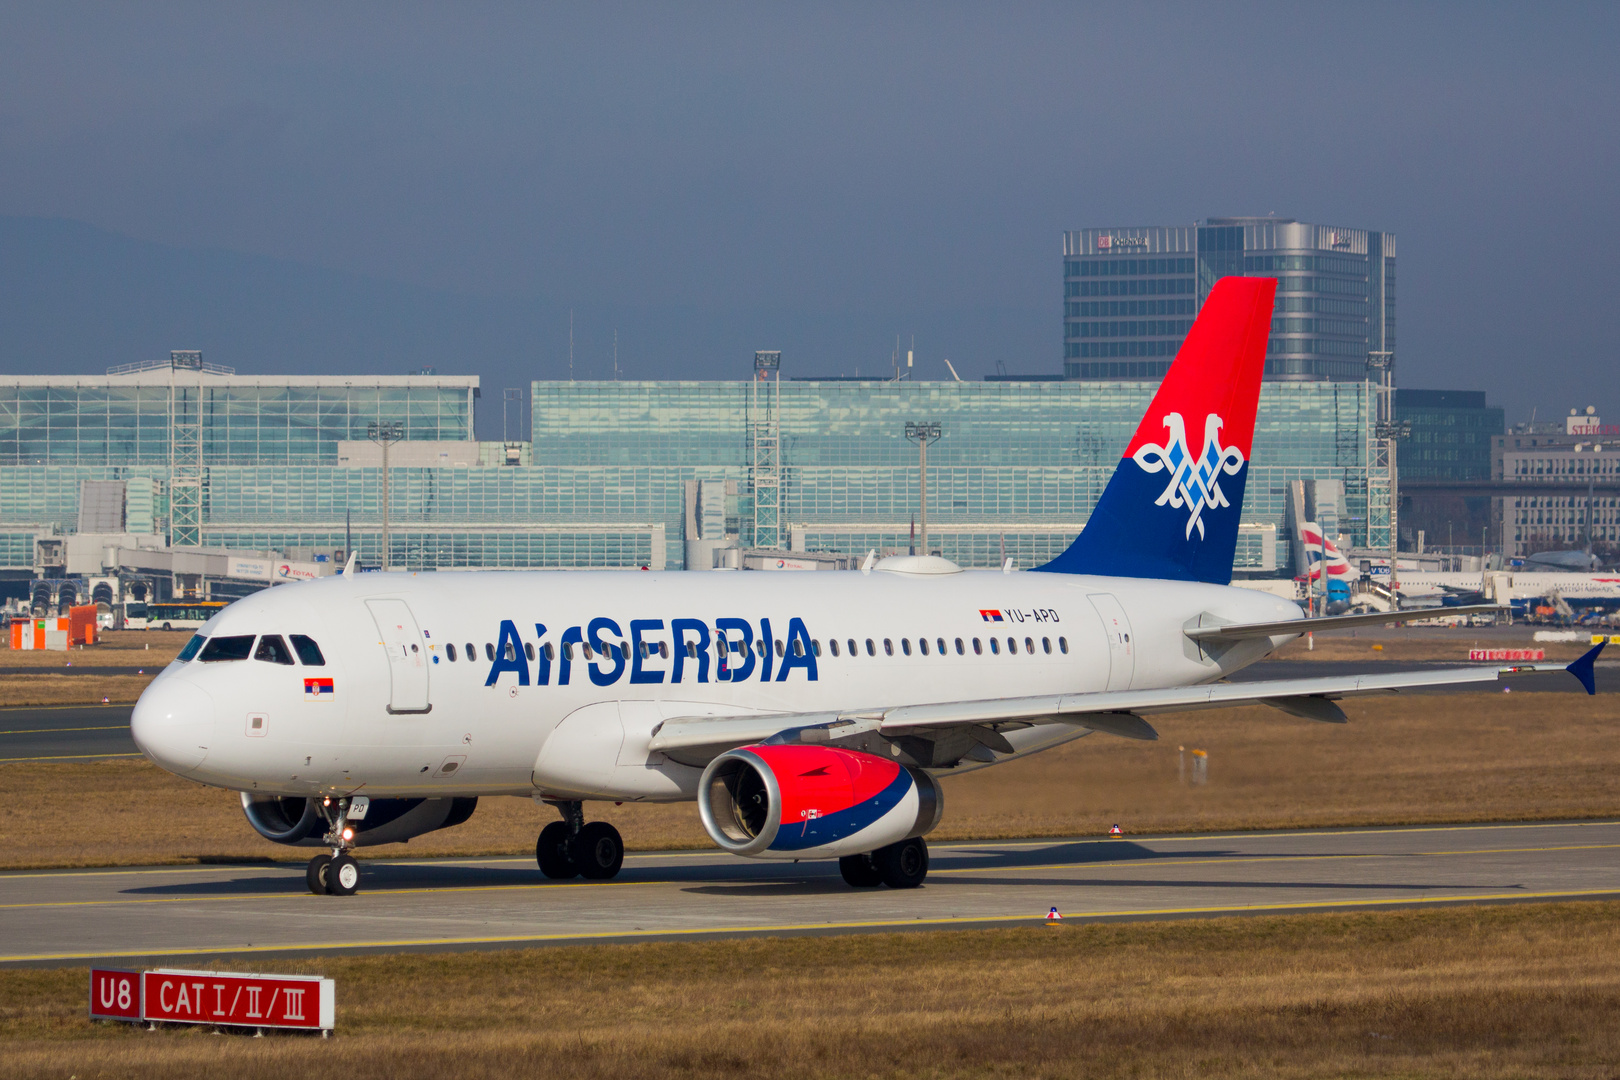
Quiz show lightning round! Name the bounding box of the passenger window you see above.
[990,638,1000,655]
[883,639,894,656]
[919,638,929,656]
[793,639,805,657]
[254,635,295,665]
[1025,637,1035,654]
[901,639,912,656]
[446,643,458,662]
[830,639,840,657]
[563,642,575,660]
[1042,637,1052,654]
[776,639,785,657]
[686,642,697,658]
[848,638,857,656]
[660,641,669,659]
[937,638,946,655]
[812,640,821,657]
[177,635,207,662]
[865,638,875,656]
[1059,637,1069,654]
[954,638,964,655]
[972,638,982,655]
[465,643,475,661]
[198,635,255,663]
[544,642,555,661]
[582,642,594,660]
[525,642,535,661]
[485,643,495,661]
[505,642,517,661]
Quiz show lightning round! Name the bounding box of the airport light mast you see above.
[368,420,404,571]
[904,421,942,556]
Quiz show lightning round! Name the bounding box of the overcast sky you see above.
[1,3,1615,431]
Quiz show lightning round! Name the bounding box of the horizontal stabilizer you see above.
[1185,604,1507,642]
[1566,641,1606,695]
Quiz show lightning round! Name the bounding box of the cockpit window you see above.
[254,635,296,665]
[198,635,255,663]
[289,634,326,667]
[176,635,207,662]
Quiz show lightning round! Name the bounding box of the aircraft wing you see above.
[1184,604,1506,642]
[647,644,1604,765]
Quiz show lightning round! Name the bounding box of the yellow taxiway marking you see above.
[4,820,1618,882]
[0,752,142,762]
[2,842,1615,912]
[0,725,129,736]
[0,703,132,714]
[6,887,1619,964]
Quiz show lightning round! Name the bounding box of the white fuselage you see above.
[130,564,1301,802]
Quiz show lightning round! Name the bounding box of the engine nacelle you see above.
[698,744,942,860]
[239,794,478,847]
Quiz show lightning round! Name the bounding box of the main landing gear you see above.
[839,837,929,889]
[307,797,362,896]
[536,800,624,880]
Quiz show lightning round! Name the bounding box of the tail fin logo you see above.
[1131,412,1245,540]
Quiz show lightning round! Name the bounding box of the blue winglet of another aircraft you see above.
[1566,641,1606,696]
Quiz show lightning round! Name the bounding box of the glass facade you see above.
[1394,389,1504,482]
[0,373,1379,576]
[1063,219,1396,382]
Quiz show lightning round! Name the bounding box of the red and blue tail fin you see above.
[1035,276,1276,584]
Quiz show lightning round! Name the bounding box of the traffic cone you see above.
[1046,907,1062,922]
[1109,823,1123,837]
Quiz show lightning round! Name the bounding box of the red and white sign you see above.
[1469,649,1544,662]
[89,968,142,1020]
[91,969,334,1030]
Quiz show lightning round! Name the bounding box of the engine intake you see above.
[698,744,941,860]
[240,794,477,847]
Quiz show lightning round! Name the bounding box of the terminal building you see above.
[0,351,1386,611]
[1063,218,1395,383]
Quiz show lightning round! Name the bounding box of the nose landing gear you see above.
[307,797,362,896]
[536,800,624,880]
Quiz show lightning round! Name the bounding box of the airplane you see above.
[1299,522,1357,613]
[129,277,1605,898]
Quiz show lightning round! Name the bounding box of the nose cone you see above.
[131,678,215,775]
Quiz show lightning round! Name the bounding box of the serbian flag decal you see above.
[304,677,335,700]
[979,609,1004,622]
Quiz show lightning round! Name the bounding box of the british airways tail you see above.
[1035,275,1276,585]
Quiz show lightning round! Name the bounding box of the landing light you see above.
[342,828,354,841]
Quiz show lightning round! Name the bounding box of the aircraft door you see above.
[1088,593,1135,691]
[365,598,431,713]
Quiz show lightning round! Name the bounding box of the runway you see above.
[0,657,1610,764]
[3,820,1616,967]
[0,705,137,762]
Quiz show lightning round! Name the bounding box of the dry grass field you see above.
[3,901,1619,1078]
[2,690,1616,869]
[0,630,188,706]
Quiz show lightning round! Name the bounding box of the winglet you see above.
[343,550,359,577]
[1567,641,1605,696]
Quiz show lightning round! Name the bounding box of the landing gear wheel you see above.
[839,853,883,887]
[536,821,578,879]
[570,821,624,880]
[306,854,331,895]
[327,853,360,896]
[876,837,928,889]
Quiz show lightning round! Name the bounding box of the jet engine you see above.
[697,744,941,860]
[239,793,478,847]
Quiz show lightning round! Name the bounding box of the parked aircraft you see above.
[130,278,1601,897]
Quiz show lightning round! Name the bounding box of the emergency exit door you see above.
[1088,593,1135,692]
[366,598,431,713]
